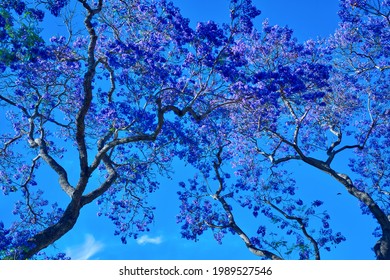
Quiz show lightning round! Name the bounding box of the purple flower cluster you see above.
[230,0,261,34]
[45,0,69,16]
[176,176,231,243]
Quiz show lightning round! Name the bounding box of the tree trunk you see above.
[21,199,81,259]
[300,156,390,260]
[374,235,390,260]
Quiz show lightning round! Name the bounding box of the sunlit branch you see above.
[252,138,300,165]
[280,90,299,122]
[327,118,377,165]
[35,138,75,197]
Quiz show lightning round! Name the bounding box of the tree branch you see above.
[35,138,75,197]
[265,199,320,260]
[81,154,118,206]
[98,57,116,102]
[326,119,377,165]
[210,146,283,260]
[74,0,103,196]
[20,155,43,224]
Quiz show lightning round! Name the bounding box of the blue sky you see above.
[174,0,340,40]
[2,0,379,260]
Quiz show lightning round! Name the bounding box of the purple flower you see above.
[312,200,324,207]
[256,226,266,237]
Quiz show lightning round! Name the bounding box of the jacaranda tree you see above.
[0,0,389,260]
[173,0,389,260]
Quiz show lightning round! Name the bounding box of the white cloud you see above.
[66,234,104,260]
[136,235,163,245]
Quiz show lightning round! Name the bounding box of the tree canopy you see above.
[0,0,389,260]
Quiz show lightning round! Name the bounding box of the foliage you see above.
[0,0,389,259]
